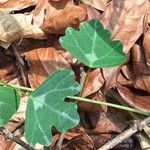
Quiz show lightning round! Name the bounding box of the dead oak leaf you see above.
[33,0,87,35]
[117,84,150,112]
[101,0,149,53]
[143,28,150,66]
[132,44,150,93]
[81,0,109,11]
[0,0,38,11]
[24,47,71,88]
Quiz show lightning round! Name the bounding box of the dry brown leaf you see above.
[78,91,107,112]
[143,27,150,66]
[0,10,45,48]
[85,109,128,133]
[81,0,109,11]
[132,44,150,93]
[117,64,134,87]
[117,84,150,112]
[82,69,104,97]
[25,46,71,88]
[0,140,16,150]
[102,66,121,93]
[101,0,150,53]
[80,4,102,22]
[0,51,17,82]
[0,0,38,11]
[33,0,86,35]
[61,134,94,150]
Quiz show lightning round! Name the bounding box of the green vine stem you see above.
[68,96,150,116]
[0,81,34,92]
[0,81,149,116]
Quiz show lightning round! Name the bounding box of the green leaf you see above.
[25,69,80,146]
[59,19,126,68]
[0,86,19,127]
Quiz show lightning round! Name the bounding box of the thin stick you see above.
[0,127,35,150]
[97,116,150,150]
[11,44,27,86]
[55,132,66,150]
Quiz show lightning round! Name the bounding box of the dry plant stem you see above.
[79,67,91,97]
[11,45,27,86]
[0,127,35,150]
[98,116,150,150]
[55,132,66,150]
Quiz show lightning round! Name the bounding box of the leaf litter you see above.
[0,0,150,149]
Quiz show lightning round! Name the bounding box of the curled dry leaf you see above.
[0,0,38,11]
[81,0,108,11]
[82,69,104,97]
[102,66,121,93]
[33,0,86,35]
[143,28,150,66]
[24,46,71,88]
[117,64,134,87]
[0,10,45,47]
[117,84,150,112]
[132,44,150,93]
[101,0,149,53]
[80,4,101,21]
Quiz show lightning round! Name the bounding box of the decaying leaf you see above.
[81,69,104,97]
[25,46,71,88]
[101,0,150,53]
[78,91,107,112]
[81,0,108,11]
[143,28,150,66]
[132,44,150,93]
[0,10,45,47]
[0,51,17,82]
[33,0,86,35]
[0,0,38,11]
[117,84,150,112]
[102,66,121,92]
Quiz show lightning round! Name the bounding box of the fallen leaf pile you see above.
[0,0,150,149]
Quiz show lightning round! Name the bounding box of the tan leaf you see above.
[101,0,149,53]
[0,0,38,11]
[143,28,150,66]
[81,0,109,11]
[25,46,71,88]
[0,10,45,45]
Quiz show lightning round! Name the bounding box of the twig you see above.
[97,116,150,150]
[55,132,66,150]
[0,127,35,150]
[11,44,27,86]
